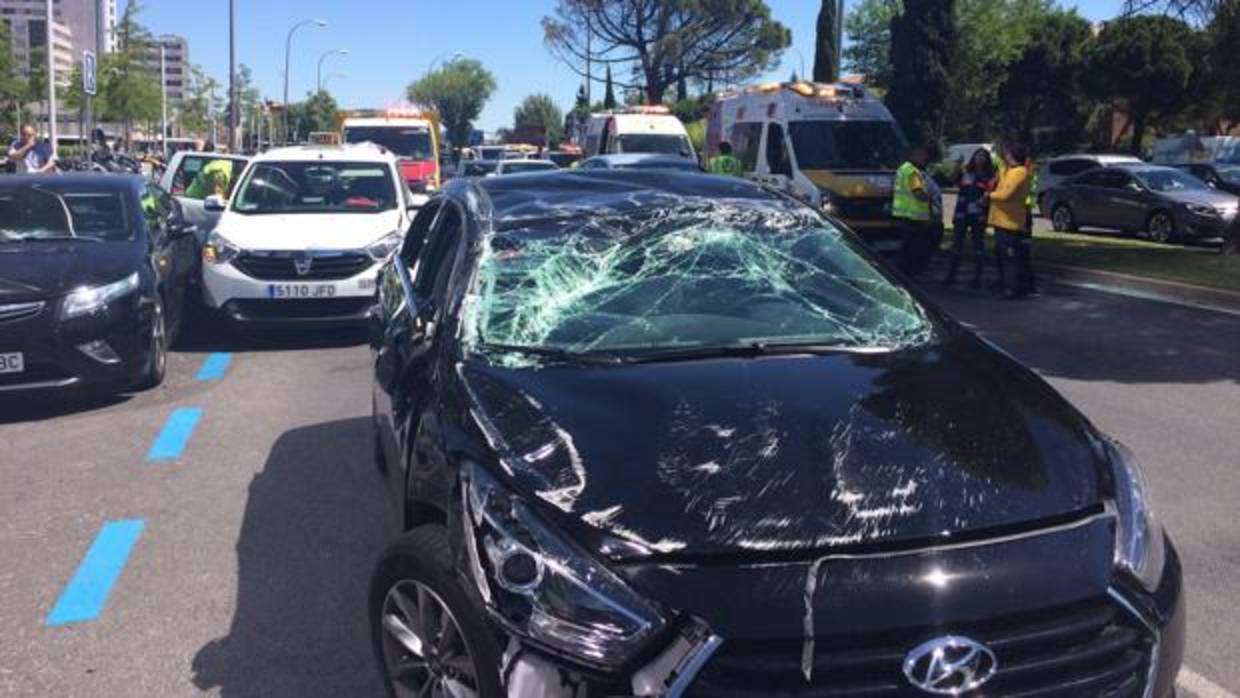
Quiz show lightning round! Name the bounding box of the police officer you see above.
[185,143,235,200]
[892,145,935,276]
[708,141,744,177]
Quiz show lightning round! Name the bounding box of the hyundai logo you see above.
[902,636,998,695]
[294,256,314,276]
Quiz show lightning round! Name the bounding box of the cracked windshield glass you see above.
[464,201,932,358]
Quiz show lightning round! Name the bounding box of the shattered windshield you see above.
[463,200,933,360]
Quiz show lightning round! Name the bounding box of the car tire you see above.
[370,526,504,698]
[1147,211,1176,243]
[133,294,168,391]
[1051,204,1076,233]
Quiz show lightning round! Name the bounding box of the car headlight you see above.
[366,231,404,261]
[202,231,240,265]
[1185,203,1219,217]
[60,272,140,319]
[462,462,665,668]
[1109,440,1166,592]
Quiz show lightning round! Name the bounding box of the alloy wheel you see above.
[1052,205,1073,233]
[380,580,480,698]
[1148,212,1174,243]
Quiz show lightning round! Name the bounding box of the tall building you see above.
[0,0,117,84]
[144,33,189,102]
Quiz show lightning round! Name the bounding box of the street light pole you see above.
[160,44,167,157]
[316,48,349,94]
[283,18,327,144]
[45,0,57,159]
[228,0,239,151]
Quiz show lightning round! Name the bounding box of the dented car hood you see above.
[459,333,1107,560]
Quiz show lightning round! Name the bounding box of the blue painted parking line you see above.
[147,407,203,461]
[46,519,145,626]
[195,352,233,381]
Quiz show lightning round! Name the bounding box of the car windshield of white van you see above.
[616,134,694,158]
[790,121,906,171]
[463,199,933,362]
[232,161,397,214]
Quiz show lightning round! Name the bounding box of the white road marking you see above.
[1179,667,1237,698]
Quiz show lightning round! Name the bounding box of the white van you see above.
[583,107,696,160]
[706,81,909,248]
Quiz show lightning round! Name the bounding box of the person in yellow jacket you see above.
[986,143,1034,299]
[892,145,937,276]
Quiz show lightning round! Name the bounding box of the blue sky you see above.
[130,0,1125,132]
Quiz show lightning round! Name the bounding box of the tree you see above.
[1085,15,1200,152]
[0,22,21,133]
[513,93,565,147]
[98,1,161,143]
[996,9,1093,146]
[813,0,841,82]
[543,0,791,104]
[1203,0,1240,132]
[842,0,899,90]
[565,84,591,140]
[886,0,956,148]
[289,90,340,137]
[1123,0,1223,21]
[407,58,496,153]
[603,65,616,109]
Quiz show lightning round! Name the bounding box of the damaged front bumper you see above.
[499,620,721,698]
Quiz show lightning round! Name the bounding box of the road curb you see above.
[1039,262,1240,314]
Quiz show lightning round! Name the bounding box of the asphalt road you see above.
[0,281,1237,696]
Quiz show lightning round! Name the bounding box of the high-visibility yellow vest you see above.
[892,161,930,222]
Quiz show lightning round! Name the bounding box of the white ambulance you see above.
[706,81,908,247]
[583,106,697,161]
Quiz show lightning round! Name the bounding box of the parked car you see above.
[493,159,559,176]
[0,175,198,393]
[1172,162,1240,196]
[1043,163,1239,242]
[200,143,416,327]
[578,153,705,172]
[1037,153,1142,210]
[366,170,1184,698]
[157,151,249,244]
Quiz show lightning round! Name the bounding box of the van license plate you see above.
[267,284,337,299]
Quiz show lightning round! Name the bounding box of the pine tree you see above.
[603,66,617,109]
[885,0,955,148]
[813,0,841,83]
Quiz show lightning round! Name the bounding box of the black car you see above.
[0,175,198,393]
[1173,161,1240,196]
[1044,163,1239,242]
[367,171,1184,697]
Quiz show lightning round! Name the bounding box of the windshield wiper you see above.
[618,341,888,365]
[478,342,625,365]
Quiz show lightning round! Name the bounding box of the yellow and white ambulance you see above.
[706,81,908,247]
[583,106,697,161]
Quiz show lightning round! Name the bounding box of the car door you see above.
[756,122,796,194]
[1064,169,1108,225]
[143,183,195,329]
[1098,171,1149,231]
[372,202,463,511]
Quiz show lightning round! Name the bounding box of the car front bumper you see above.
[477,519,1186,697]
[0,295,152,394]
[202,256,378,327]
[1180,209,1238,238]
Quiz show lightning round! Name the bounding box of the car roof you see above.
[178,151,248,161]
[1052,153,1142,163]
[587,153,693,165]
[0,173,145,192]
[449,169,784,224]
[1111,163,1174,173]
[250,143,398,164]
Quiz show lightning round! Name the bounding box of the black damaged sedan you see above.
[368,171,1183,697]
[0,175,197,394]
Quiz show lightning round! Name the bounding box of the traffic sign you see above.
[83,51,97,96]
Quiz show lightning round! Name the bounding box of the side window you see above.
[142,184,171,234]
[1051,159,1091,177]
[172,156,205,195]
[766,123,791,177]
[412,206,462,304]
[730,122,762,172]
[1075,170,1107,187]
[401,201,443,267]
